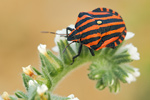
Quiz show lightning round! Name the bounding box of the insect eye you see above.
[97,20,102,25]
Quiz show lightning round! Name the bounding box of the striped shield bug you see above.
[42,8,127,64]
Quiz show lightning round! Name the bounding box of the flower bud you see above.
[96,80,106,90]
[113,67,128,83]
[67,94,79,100]
[22,65,34,77]
[40,50,64,76]
[37,84,48,96]
[132,68,140,77]
[1,92,10,100]
[125,32,135,40]
[114,80,120,94]
[120,66,140,84]
[38,44,47,55]
[58,40,76,64]
[125,73,136,84]
[121,43,140,60]
[28,80,37,86]
[109,79,114,86]
[88,70,104,80]
[52,24,76,53]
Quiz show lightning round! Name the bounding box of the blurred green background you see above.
[0,0,150,100]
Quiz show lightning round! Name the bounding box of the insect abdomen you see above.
[74,8,127,50]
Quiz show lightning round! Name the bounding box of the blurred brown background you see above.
[0,0,150,100]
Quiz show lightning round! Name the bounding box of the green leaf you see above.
[106,71,114,86]
[9,96,17,100]
[89,63,99,70]
[51,94,68,100]
[32,67,42,75]
[112,54,130,60]
[102,72,110,86]
[113,66,128,83]
[103,47,111,54]
[47,50,64,72]
[79,44,89,58]
[120,64,135,72]
[40,54,57,76]
[58,40,76,65]
[22,73,32,91]
[88,70,105,80]
[27,85,37,100]
[47,92,51,100]
[34,95,41,100]
[115,58,133,64]
[96,79,106,90]
[42,67,52,89]
[15,91,28,99]
[36,76,48,85]
[109,78,120,93]
[94,49,102,55]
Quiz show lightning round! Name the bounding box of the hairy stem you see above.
[50,58,90,91]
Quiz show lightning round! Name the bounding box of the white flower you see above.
[37,44,47,55]
[132,68,140,77]
[68,24,75,29]
[125,73,136,84]
[52,24,77,53]
[0,96,3,100]
[124,43,140,60]
[109,79,114,86]
[125,32,135,40]
[114,86,120,94]
[116,43,140,60]
[28,80,37,86]
[1,92,10,100]
[37,84,48,96]
[67,94,79,100]
[22,65,34,76]
[125,67,140,84]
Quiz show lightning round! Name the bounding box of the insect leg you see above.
[66,27,74,37]
[71,44,82,65]
[89,48,95,56]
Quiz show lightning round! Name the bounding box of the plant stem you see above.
[50,58,90,91]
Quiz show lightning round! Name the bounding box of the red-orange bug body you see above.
[66,8,127,64]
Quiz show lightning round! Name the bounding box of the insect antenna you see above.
[63,41,74,53]
[41,31,66,36]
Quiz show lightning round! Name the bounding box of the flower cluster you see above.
[67,94,79,100]
[125,68,140,84]
[52,24,76,53]
[1,24,140,100]
[50,25,140,93]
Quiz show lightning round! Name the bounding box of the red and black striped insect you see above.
[43,8,127,64]
[66,8,126,64]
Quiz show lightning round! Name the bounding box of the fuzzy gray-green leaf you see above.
[58,40,76,65]
[113,66,128,83]
[96,79,106,90]
[51,94,68,100]
[47,50,64,72]
[9,96,17,100]
[88,70,105,80]
[28,85,37,100]
[15,91,28,99]
[40,54,57,76]
[22,73,32,91]
[32,67,42,75]
[42,67,52,89]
